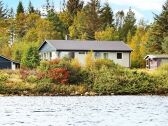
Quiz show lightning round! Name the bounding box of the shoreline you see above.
[0,93,167,97]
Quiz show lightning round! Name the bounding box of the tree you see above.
[147,0,168,53]
[69,11,88,39]
[0,1,8,18]
[67,0,83,17]
[95,26,119,41]
[100,2,114,30]
[115,10,124,29]
[21,46,40,69]
[162,36,168,53]
[28,1,35,14]
[47,9,66,39]
[17,1,24,15]
[129,24,149,68]
[83,0,101,39]
[121,8,136,42]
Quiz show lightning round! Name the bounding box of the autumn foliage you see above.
[47,68,69,84]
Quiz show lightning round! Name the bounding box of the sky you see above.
[1,0,167,23]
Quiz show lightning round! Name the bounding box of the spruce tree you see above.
[28,1,35,14]
[0,1,7,18]
[100,2,114,30]
[147,0,168,53]
[17,1,24,15]
[47,9,66,39]
[84,0,101,39]
[67,0,84,17]
[121,8,136,42]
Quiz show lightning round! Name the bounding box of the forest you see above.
[0,0,168,68]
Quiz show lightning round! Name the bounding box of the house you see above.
[0,55,20,70]
[144,54,168,69]
[39,40,132,67]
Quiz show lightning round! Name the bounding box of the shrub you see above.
[47,68,69,84]
[94,59,119,69]
[0,73,9,82]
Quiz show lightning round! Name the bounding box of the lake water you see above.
[0,96,168,126]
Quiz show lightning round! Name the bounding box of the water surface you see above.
[0,96,168,126]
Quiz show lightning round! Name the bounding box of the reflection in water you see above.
[0,96,168,126]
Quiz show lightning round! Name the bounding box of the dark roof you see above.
[144,54,168,60]
[0,55,20,64]
[39,40,132,52]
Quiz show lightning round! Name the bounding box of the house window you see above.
[44,53,46,59]
[57,52,60,58]
[79,51,85,54]
[117,53,122,59]
[95,52,101,58]
[104,53,108,59]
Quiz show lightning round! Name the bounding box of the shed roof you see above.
[144,54,168,60]
[39,40,132,52]
[0,55,20,64]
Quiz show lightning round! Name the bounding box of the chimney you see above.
[65,34,70,40]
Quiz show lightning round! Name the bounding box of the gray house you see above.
[145,55,168,69]
[39,40,132,67]
[0,55,20,70]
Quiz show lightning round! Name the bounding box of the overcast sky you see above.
[2,0,166,23]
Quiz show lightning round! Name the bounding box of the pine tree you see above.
[84,0,101,39]
[0,1,8,18]
[47,9,66,39]
[147,0,168,53]
[28,1,35,14]
[121,8,136,42]
[100,2,114,30]
[17,1,24,15]
[67,0,84,17]
[115,10,124,29]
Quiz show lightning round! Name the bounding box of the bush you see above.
[93,66,158,95]
[0,73,9,82]
[94,59,119,69]
[47,68,69,84]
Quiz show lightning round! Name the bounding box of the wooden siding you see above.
[0,56,12,69]
[40,42,56,53]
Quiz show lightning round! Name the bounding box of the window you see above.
[57,52,60,58]
[50,52,52,58]
[79,51,85,54]
[103,53,108,59]
[117,53,122,59]
[95,52,101,58]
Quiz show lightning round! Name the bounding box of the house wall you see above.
[11,62,16,70]
[40,50,131,67]
[161,59,168,65]
[0,57,12,69]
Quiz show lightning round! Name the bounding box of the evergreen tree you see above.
[147,0,168,53]
[0,1,7,18]
[47,9,66,39]
[84,0,101,39]
[100,2,114,30]
[115,10,124,29]
[17,1,24,15]
[28,1,35,14]
[121,8,136,42]
[21,46,40,69]
[67,0,84,17]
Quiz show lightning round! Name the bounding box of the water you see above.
[0,96,168,126]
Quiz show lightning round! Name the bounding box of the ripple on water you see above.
[0,96,168,126]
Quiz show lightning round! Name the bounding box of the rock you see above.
[84,92,89,96]
[70,92,75,96]
[111,93,114,95]
[75,91,80,96]
[89,92,96,96]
